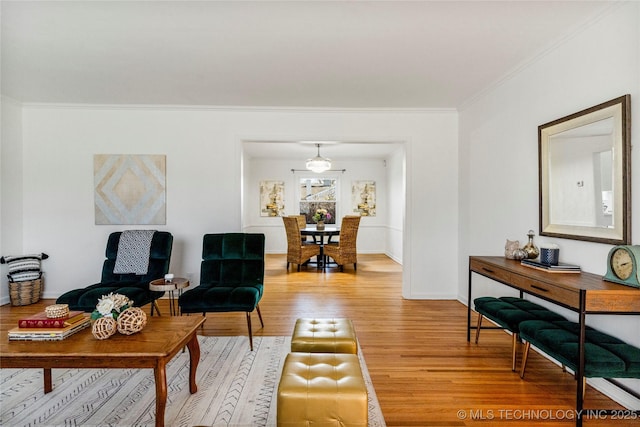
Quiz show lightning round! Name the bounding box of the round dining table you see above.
[300,226,340,269]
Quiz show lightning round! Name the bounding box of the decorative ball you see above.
[92,316,117,340]
[117,307,147,335]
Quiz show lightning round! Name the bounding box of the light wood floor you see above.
[2,254,636,426]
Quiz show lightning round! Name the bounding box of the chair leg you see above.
[475,314,483,344]
[256,304,264,328]
[354,262,357,271]
[286,262,290,270]
[152,300,162,316]
[246,312,254,351]
[520,341,531,379]
[297,264,301,272]
[511,333,518,372]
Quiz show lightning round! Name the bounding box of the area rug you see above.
[0,336,385,427]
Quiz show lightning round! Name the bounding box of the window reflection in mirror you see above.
[547,117,614,228]
[299,178,337,224]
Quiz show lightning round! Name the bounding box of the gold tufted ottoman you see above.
[277,352,368,427]
[291,318,358,354]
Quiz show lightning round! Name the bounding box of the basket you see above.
[8,276,44,306]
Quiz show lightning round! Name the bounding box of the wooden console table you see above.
[468,256,640,426]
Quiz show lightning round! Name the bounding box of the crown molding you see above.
[19,102,456,114]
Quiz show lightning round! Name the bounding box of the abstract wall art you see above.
[351,180,376,216]
[94,154,166,225]
[260,180,284,216]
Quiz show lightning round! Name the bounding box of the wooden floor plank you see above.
[1,253,636,426]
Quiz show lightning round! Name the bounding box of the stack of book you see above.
[8,310,90,341]
[521,259,581,273]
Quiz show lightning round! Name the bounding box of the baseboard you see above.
[587,378,640,410]
[384,251,402,264]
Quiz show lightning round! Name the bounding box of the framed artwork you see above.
[352,181,376,216]
[94,154,166,225]
[260,180,284,217]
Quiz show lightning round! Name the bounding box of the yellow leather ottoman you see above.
[277,352,368,427]
[291,318,358,354]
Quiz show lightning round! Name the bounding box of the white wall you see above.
[5,106,458,303]
[243,155,394,256]
[0,96,25,302]
[459,2,640,407]
[386,146,405,264]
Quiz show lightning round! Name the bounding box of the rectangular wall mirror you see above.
[539,95,631,244]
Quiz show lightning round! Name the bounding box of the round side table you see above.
[149,277,190,316]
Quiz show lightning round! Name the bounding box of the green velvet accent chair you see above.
[178,233,265,351]
[56,231,173,313]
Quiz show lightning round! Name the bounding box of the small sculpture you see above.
[505,239,520,259]
[505,239,527,260]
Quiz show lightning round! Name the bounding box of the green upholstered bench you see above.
[519,319,640,381]
[474,296,566,371]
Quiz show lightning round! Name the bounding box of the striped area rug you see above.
[1,336,385,427]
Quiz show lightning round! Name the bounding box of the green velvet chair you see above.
[56,231,173,313]
[178,233,265,350]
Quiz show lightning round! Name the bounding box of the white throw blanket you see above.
[113,230,156,275]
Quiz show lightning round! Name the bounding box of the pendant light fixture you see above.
[305,143,332,173]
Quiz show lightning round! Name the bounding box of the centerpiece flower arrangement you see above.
[312,208,331,230]
[91,292,132,321]
[91,292,147,339]
[312,208,331,223]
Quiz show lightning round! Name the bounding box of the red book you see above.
[18,311,86,328]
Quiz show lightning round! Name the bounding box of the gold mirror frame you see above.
[539,95,631,244]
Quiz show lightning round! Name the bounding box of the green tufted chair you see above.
[178,233,265,350]
[56,231,173,314]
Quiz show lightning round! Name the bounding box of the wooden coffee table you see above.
[0,316,205,427]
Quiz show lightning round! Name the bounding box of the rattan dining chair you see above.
[283,216,321,271]
[323,215,361,271]
[290,215,310,243]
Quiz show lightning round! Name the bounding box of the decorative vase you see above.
[316,221,325,231]
[522,229,540,260]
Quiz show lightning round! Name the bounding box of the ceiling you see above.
[1,1,615,160]
[1,1,614,109]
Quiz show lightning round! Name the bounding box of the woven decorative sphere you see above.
[117,307,147,335]
[92,316,117,340]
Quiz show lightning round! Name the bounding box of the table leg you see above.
[186,332,200,394]
[154,360,168,427]
[168,290,175,316]
[43,368,52,393]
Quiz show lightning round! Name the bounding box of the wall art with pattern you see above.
[260,181,284,217]
[94,154,166,225]
[351,180,376,216]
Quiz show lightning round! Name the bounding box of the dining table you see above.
[300,226,340,269]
